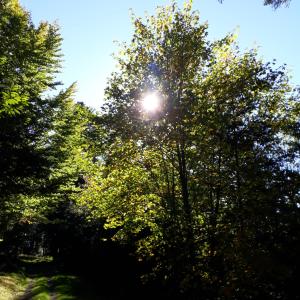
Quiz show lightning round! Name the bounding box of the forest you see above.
[0,0,299,299]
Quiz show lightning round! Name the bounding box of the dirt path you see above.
[47,278,57,300]
[17,280,34,300]
[17,278,58,300]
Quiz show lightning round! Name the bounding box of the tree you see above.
[0,0,98,256]
[0,0,62,192]
[263,0,291,8]
[80,1,300,297]
[218,0,291,9]
[0,0,62,116]
[0,0,62,234]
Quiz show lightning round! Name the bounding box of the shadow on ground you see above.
[1,250,160,300]
[1,255,103,300]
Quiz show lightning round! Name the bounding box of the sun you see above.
[142,93,160,112]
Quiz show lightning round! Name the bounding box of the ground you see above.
[0,255,101,300]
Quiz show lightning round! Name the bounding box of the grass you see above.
[19,275,78,300]
[0,272,28,300]
[0,272,89,300]
[0,255,101,300]
[0,251,151,299]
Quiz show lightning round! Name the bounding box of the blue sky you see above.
[19,0,300,109]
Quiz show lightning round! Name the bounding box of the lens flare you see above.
[142,93,160,112]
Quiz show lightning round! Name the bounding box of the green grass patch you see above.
[18,254,53,264]
[51,275,78,299]
[30,277,50,299]
[13,274,79,300]
[0,255,101,299]
[0,272,28,300]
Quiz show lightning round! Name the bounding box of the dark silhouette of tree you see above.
[264,0,291,8]
[218,0,291,9]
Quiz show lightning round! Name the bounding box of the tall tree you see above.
[0,1,97,251]
[0,0,63,234]
[81,2,300,297]
[0,0,61,192]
